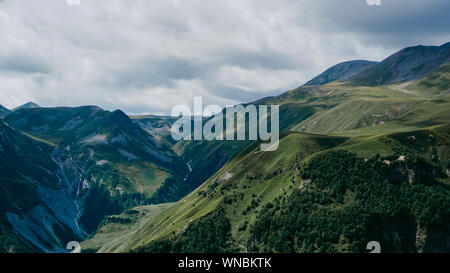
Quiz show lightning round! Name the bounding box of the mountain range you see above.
[1,43,449,253]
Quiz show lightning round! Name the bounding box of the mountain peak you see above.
[304,60,378,86]
[110,109,132,122]
[441,42,450,49]
[349,43,450,86]
[13,102,41,111]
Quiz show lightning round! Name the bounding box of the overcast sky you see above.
[0,0,449,114]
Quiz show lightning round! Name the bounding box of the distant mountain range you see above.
[305,43,450,87]
[1,42,449,253]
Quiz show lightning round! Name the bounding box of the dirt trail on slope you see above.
[391,81,415,95]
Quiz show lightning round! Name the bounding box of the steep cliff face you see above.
[390,162,436,185]
[420,225,450,253]
[374,220,450,253]
[370,217,418,252]
[0,121,87,252]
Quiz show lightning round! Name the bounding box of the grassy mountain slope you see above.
[408,63,450,96]
[81,203,174,252]
[248,125,449,253]
[92,123,449,253]
[251,149,449,253]
[283,82,450,136]
[172,139,251,194]
[88,132,348,252]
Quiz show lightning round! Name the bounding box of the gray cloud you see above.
[106,57,205,90]
[0,54,51,74]
[0,0,448,114]
[305,0,450,47]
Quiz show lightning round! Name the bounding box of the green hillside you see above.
[87,132,349,252]
[92,123,449,253]
[278,82,450,136]
[251,148,449,253]
[81,203,174,252]
[79,43,450,253]
[408,63,450,96]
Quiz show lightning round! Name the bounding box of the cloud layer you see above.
[0,0,449,114]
